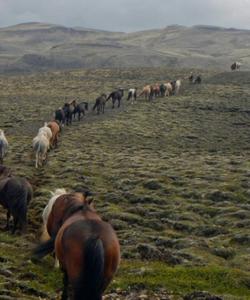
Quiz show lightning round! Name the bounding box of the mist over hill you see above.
[0,22,250,72]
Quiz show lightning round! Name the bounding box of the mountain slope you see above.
[0,22,250,72]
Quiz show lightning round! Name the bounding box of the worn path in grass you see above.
[0,68,249,299]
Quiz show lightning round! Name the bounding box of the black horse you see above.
[74,102,89,121]
[106,89,124,109]
[93,94,107,114]
[159,84,166,97]
[194,75,202,84]
[0,165,33,234]
[63,100,76,125]
[55,108,65,126]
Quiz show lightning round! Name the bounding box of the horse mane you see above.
[50,188,67,197]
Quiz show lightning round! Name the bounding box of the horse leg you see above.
[55,133,58,148]
[11,216,18,234]
[112,99,115,109]
[5,211,10,231]
[61,271,69,300]
[35,152,39,168]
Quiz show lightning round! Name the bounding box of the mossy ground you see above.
[0,68,249,299]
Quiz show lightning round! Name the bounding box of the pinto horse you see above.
[33,192,120,300]
[231,61,241,71]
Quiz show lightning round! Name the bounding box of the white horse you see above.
[38,123,52,145]
[32,132,50,168]
[0,129,8,164]
[127,88,137,104]
[164,82,173,96]
[41,188,67,267]
[175,79,181,95]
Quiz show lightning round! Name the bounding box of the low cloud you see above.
[0,0,250,31]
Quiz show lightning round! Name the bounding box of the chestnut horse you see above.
[33,192,120,300]
[47,121,60,148]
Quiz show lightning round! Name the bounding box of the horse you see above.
[106,89,124,109]
[231,61,241,71]
[41,188,67,267]
[55,108,66,127]
[33,192,120,300]
[175,79,181,95]
[188,73,194,83]
[32,132,50,168]
[159,84,166,97]
[63,100,77,125]
[93,94,107,114]
[194,75,202,84]
[127,88,137,104]
[0,166,32,234]
[0,129,8,164]
[139,85,151,100]
[151,84,160,99]
[38,123,53,146]
[74,102,89,121]
[47,121,60,148]
[164,82,173,96]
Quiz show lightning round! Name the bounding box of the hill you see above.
[0,22,250,72]
[0,68,249,299]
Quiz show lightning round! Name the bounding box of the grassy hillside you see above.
[0,68,249,299]
[0,23,250,72]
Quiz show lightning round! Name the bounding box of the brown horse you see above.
[33,192,120,300]
[47,121,60,148]
[93,94,107,114]
[139,85,152,100]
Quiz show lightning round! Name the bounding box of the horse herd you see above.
[0,65,243,298]
[0,79,184,298]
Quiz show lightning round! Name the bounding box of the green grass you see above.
[115,260,250,298]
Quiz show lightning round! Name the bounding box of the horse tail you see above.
[0,140,4,161]
[32,237,55,260]
[92,102,97,111]
[106,93,112,102]
[73,237,104,299]
[127,91,132,101]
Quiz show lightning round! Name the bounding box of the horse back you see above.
[55,217,120,286]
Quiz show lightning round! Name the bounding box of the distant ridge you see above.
[0,22,249,73]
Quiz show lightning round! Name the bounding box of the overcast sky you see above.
[0,0,250,32]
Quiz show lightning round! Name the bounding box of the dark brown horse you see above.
[93,94,107,114]
[33,192,120,300]
[106,89,124,108]
[74,102,89,121]
[0,165,33,234]
[63,100,77,125]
